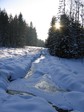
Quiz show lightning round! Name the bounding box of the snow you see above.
[0,46,84,112]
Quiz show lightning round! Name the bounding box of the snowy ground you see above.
[0,46,84,112]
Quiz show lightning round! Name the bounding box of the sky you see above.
[0,0,59,41]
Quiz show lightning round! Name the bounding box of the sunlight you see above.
[55,22,61,29]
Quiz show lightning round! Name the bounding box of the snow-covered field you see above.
[0,46,84,112]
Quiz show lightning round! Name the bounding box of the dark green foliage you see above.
[25,23,37,46]
[0,9,9,46]
[37,39,45,47]
[46,14,84,58]
[0,9,43,47]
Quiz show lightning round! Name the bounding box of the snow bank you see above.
[0,95,56,112]
[0,47,41,80]
[0,46,84,112]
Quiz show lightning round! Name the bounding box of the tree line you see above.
[0,9,44,47]
[46,1,84,58]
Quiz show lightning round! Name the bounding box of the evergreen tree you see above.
[0,9,9,46]
[17,13,26,47]
[25,22,37,46]
[45,16,57,55]
[37,39,45,47]
[0,8,41,48]
[46,14,84,58]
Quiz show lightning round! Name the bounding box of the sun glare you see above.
[55,22,61,29]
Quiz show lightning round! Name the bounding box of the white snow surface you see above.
[0,46,84,112]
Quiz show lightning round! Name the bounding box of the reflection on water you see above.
[35,73,66,92]
[25,55,45,78]
[35,80,57,92]
[35,78,66,93]
[25,65,35,78]
[34,55,45,63]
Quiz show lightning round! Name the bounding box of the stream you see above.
[25,54,45,79]
[7,50,73,112]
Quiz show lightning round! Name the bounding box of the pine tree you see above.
[37,39,45,47]
[46,16,57,55]
[46,14,84,58]
[25,22,38,46]
[17,13,26,47]
[0,10,9,46]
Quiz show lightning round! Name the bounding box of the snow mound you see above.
[0,46,84,112]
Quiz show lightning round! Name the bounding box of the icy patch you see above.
[35,74,66,92]
[35,80,57,92]
[25,65,35,78]
[34,55,45,63]
[25,55,45,78]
